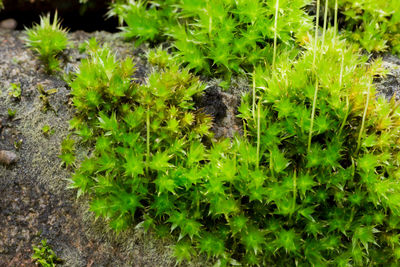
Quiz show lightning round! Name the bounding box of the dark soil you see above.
[196,85,227,122]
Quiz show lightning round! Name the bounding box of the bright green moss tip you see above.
[24,12,69,74]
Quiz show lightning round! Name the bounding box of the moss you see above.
[0,30,187,266]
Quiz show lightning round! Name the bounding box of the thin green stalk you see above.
[313,0,321,67]
[345,207,356,229]
[243,120,247,138]
[207,1,212,36]
[272,0,279,68]
[356,81,372,154]
[270,150,275,179]
[290,170,297,219]
[339,51,344,87]
[321,0,329,48]
[309,0,321,153]
[256,100,261,168]
[338,52,348,135]
[146,105,150,174]
[334,0,338,41]
[252,70,256,122]
[308,79,319,152]
[209,16,212,36]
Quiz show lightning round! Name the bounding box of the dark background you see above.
[0,0,118,32]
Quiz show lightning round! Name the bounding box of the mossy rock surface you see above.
[0,28,243,266]
[1,27,400,266]
[0,29,176,267]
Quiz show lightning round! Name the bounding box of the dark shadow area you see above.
[0,0,118,32]
[195,85,227,123]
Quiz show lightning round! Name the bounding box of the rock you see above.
[197,85,227,122]
[0,18,17,30]
[0,150,18,165]
[375,54,400,101]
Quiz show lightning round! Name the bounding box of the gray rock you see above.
[0,18,17,30]
[0,150,18,165]
[375,54,400,101]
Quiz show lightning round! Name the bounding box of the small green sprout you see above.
[37,84,58,113]
[218,80,230,91]
[25,12,69,74]
[147,47,175,68]
[7,108,16,119]
[32,239,63,267]
[77,42,87,54]
[13,139,22,150]
[77,37,99,55]
[41,125,54,136]
[59,136,76,168]
[12,57,21,65]
[8,83,21,99]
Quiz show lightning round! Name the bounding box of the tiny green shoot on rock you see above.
[32,239,63,267]
[25,12,69,74]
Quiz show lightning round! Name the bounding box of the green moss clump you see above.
[110,0,312,77]
[24,13,69,74]
[333,0,400,54]
[32,239,63,267]
[64,31,400,265]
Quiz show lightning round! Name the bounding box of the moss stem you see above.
[291,170,297,219]
[146,105,150,174]
[270,150,275,179]
[309,0,321,153]
[256,100,261,169]
[308,79,319,152]
[321,0,329,48]
[338,52,348,136]
[356,81,372,154]
[313,0,321,67]
[252,70,256,122]
[334,0,338,42]
[272,0,279,68]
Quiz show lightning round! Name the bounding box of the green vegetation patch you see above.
[32,239,63,267]
[8,82,21,99]
[64,29,400,265]
[335,0,400,54]
[24,12,69,74]
[111,0,312,77]
[67,40,213,230]
[15,0,400,266]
